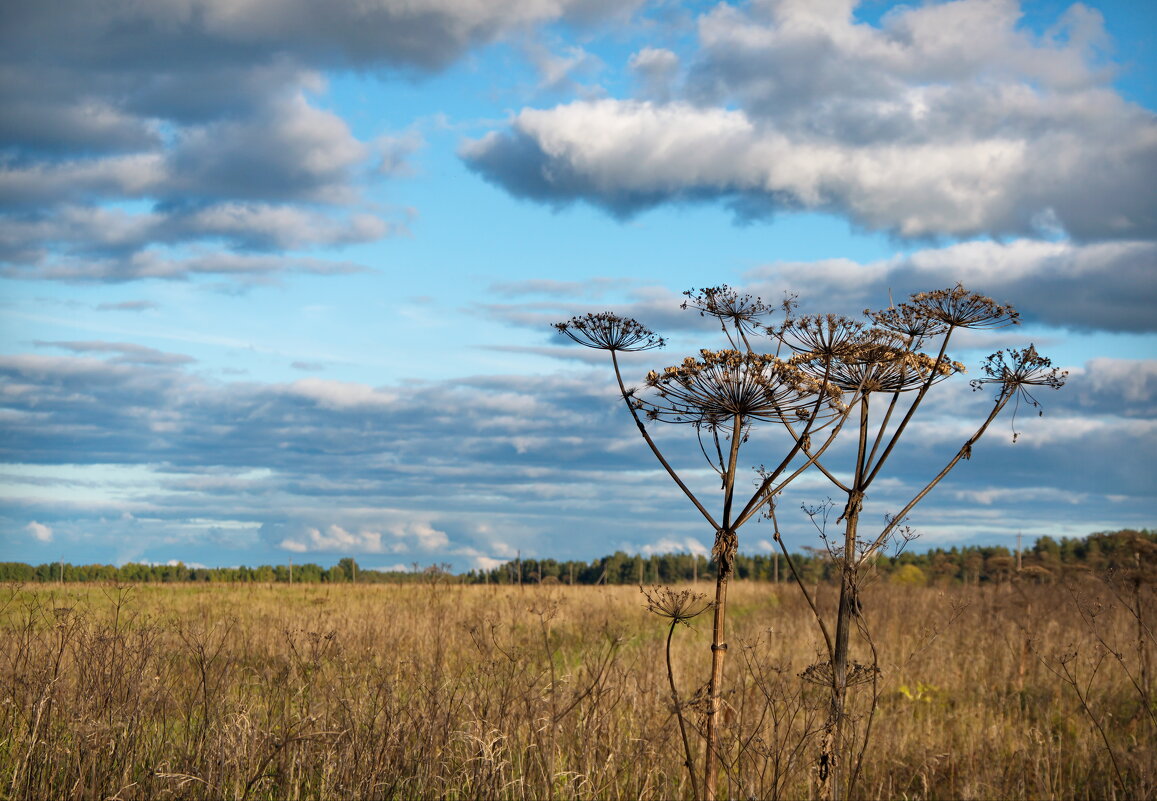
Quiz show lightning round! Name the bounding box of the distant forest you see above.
[1,529,1152,586]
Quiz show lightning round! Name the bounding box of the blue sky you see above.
[1,0,1154,571]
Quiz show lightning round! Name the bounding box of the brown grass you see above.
[0,577,1152,800]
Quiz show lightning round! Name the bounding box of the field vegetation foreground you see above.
[1,577,1152,800]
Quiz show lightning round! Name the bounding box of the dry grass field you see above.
[0,577,1152,800]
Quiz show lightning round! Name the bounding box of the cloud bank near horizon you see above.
[2,335,1153,567]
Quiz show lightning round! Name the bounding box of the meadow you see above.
[0,576,1152,800]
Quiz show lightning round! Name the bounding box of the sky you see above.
[1,0,1154,572]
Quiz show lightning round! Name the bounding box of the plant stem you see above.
[665,619,699,801]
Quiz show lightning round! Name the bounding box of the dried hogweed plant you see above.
[765,285,1066,801]
[556,283,1066,801]
[557,288,850,800]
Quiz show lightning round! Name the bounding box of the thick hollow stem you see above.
[705,415,744,800]
[820,507,860,801]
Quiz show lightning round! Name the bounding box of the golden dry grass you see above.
[0,577,1152,800]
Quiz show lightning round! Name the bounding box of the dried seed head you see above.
[553,312,665,352]
[782,314,866,359]
[971,345,1068,395]
[639,349,838,425]
[909,284,1019,329]
[867,301,949,340]
[787,321,961,394]
[642,585,712,626]
[971,344,1068,441]
[682,285,772,324]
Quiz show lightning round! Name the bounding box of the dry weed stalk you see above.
[769,286,1066,800]
[557,289,843,799]
[557,283,1066,800]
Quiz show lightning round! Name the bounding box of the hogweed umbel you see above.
[554,312,665,352]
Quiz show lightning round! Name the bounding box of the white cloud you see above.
[26,521,53,543]
[287,378,399,410]
[639,535,708,556]
[279,524,384,554]
[389,520,450,550]
[3,0,638,285]
[465,1,1157,241]
[1080,358,1157,408]
[472,555,508,571]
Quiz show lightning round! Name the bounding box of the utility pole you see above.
[288,558,293,585]
[1016,531,1023,572]
[516,550,522,588]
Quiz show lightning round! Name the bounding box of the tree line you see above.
[0,529,1150,586]
[467,528,1154,586]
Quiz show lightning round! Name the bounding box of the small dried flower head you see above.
[867,301,949,341]
[784,318,960,394]
[971,344,1068,397]
[554,312,665,352]
[642,585,712,627]
[640,349,837,425]
[782,314,867,360]
[909,284,1019,329]
[971,344,1068,440]
[793,331,963,394]
[682,285,772,324]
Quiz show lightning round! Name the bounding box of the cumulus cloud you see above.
[26,521,53,543]
[639,535,708,556]
[271,519,449,556]
[464,1,1157,241]
[0,0,636,283]
[1061,358,1157,417]
[279,524,386,554]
